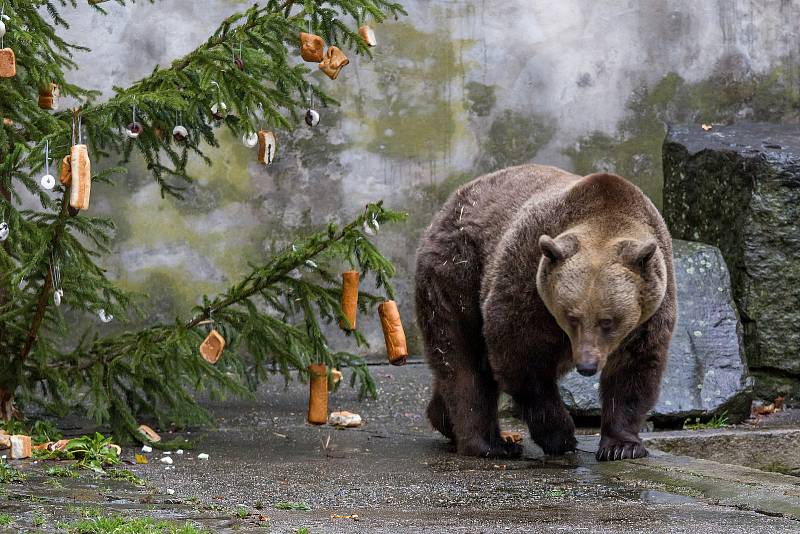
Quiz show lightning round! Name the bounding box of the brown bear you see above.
[415,164,676,461]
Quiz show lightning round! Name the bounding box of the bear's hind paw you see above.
[459,438,522,459]
[595,441,648,462]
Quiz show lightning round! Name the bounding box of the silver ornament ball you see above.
[40,174,56,190]
[125,122,143,139]
[211,102,228,120]
[0,222,8,242]
[242,132,258,148]
[98,309,114,323]
[172,125,189,142]
[305,109,320,127]
[0,20,6,40]
[54,289,63,307]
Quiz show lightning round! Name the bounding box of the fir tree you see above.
[0,0,406,439]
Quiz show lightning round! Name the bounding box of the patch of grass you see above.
[683,411,729,430]
[33,513,45,527]
[0,514,11,526]
[105,469,146,486]
[274,502,311,511]
[36,433,120,472]
[0,460,26,484]
[1,419,62,444]
[546,489,566,497]
[295,529,310,534]
[66,515,207,533]
[46,466,79,478]
[45,478,65,489]
[235,507,249,519]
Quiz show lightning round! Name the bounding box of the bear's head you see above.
[535,228,668,376]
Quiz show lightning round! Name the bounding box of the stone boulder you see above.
[559,240,752,422]
[662,123,800,399]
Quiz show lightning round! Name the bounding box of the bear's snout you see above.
[575,347,601,376]
[576,360,598,376]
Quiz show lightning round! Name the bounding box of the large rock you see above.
[560,240,752,422]
[662,123,800,399]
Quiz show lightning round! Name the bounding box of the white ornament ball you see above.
[242,132,258,148]
[172,125,189,142]
[98,309,113,323]
[0,222,8,242]
[211,102,228,120]
[0,21,6,40]
[125,122,143,139]
[40,174,56,190]
[305,109,320,127]
[54,289,63,307]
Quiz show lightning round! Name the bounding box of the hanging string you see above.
[44,139,49,175]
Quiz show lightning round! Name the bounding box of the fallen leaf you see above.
[135,454,148,464]
[701,123,713,131]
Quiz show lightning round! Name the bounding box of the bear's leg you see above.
[426,381,454,440]
[596,349,666,461]
[435,358,521,458]
[513,377,577,456]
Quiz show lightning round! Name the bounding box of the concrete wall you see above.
[60,0,800,356]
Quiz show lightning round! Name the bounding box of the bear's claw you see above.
[595,441,648,462]
[458,438,523,458]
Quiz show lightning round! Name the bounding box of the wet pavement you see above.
[2,363,800,532]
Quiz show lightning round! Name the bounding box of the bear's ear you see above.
[618,239,658,270]
[539,235,578,262]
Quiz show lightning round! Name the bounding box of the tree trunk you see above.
[0,388,16,422]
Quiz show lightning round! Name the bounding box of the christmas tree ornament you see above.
[299,32,324,63]
[0,221,8,242]
[69,112,91,211]
[319,46,349,80]
[211,102,228,121]
[53,289,63,306]
[305,109,320,127]
[59,155,71,186]
[378,300,408,366]
[38,83,60,111]
[307,363,328,425]
[125,103,142,138]
[0,19,5,40]
[51,259,63,306]
[98,309,113,323]
[200,329,225,364]
[242,131,258,148]
[257,130,276,165]
[172,125,188,142]
[339,271,359,331]
[40,140,55,190]
[234,43,244,71]
[363,214,379,235]
[359,25,377,47]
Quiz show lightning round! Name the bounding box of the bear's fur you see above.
[415,164,676,461]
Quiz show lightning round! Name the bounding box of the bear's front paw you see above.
[595,440,648,462]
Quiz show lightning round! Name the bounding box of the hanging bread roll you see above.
[299,32,325,63]
[69,146,90,209]
[359,25,377,47]
[69,145,90,210]
[319,46,349,80]
[0,48,16,78]
[339,271,359,331]
[378,300,408,366]
[59,155,71,186]
[257,130,276,165]
[307,363,328,425]
[200,329,225,364]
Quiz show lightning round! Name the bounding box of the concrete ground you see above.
[2,363,800,533]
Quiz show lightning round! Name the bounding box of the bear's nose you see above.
[576,361,598,376]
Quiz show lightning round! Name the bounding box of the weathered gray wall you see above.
[59,1,800,355]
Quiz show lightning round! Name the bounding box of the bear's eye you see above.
[599,318,614,332]
[566,314,581,328]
